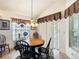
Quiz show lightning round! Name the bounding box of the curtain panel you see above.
[64,3,75,18]
[37,12,62,23]
[74,0,79,13]
[64,9,69,18]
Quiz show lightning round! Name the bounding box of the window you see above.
[69,13,79,51]
[12,22,31,41]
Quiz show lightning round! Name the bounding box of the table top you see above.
[29,38,44,47]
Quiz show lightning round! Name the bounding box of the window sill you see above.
[70,47,79,53]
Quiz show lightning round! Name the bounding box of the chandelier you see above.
[30,0,38,28]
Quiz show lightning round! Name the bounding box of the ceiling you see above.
[0,0,65,20]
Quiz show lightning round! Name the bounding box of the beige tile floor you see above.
[0,50,20,59]
[0,49,70,59]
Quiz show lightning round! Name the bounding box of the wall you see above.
[0,21,14,49]
[0,10,14,49]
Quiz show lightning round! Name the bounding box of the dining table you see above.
[29,38,44,59]
[30,38,44,47]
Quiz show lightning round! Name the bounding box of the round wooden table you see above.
[29,38,44,59]
[30,38,44,47]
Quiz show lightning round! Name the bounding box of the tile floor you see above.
[0,49,70,59]
[0,50,20,59]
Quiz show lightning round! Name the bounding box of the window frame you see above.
[69,13,79,52]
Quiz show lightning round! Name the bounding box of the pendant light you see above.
[30,0,38,28]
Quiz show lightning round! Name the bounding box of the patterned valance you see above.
[74,0,79,13]
[64,0,79,18]
[37,12,62,23]
[11,18,31,24]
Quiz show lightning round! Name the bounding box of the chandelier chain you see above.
[31,0,33,20]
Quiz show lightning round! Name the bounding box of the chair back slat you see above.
[46,38,52,49]
[16,40,29,54]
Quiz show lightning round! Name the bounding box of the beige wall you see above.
[0,12,14,49]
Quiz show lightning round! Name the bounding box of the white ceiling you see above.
[0,0,65,19]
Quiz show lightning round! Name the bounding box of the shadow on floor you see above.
[16,55,54,59]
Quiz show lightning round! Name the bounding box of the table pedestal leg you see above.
[30,47,37,59]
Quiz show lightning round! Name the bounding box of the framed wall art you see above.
[0,19,10,30]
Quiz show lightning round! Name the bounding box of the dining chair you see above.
[16,40,31,59]
[38,38,52,59]
[0,34,10,56]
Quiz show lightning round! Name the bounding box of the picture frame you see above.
[0,19,10,30]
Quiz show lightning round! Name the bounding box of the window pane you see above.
[69,13,79,51]
[12,23,31,41]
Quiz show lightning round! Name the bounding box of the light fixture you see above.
[30,0,38,28]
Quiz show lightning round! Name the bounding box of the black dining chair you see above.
[0,34,10,56]
[16,40,31,59]
[38,38,52,59]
